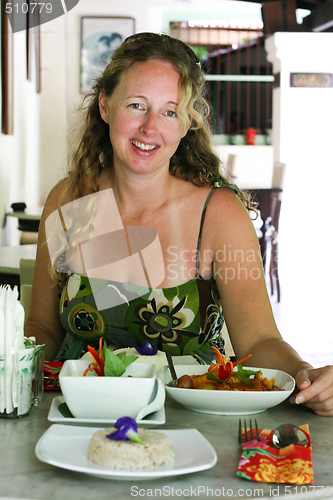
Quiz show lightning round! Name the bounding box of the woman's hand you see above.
[291,366,333,416]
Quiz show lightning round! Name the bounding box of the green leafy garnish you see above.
[103,348,138,377]
[207,372,226,383]
[83,338,138,377]
[207,363,259,387]
[58,402,74,418]
[236,364,259,387]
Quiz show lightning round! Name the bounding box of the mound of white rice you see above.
[87,428,174,469]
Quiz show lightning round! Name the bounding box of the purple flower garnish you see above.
[135,341,158,356]
[106,417,145,444]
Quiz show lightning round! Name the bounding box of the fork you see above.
[238,419,261,446]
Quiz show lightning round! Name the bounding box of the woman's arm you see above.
[203,188,333,414]
[24,180,70,360]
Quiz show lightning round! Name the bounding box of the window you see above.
[170,21,273,135]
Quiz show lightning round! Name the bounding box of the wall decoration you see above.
[80,16,135,93]
[81,17,135,93]
[290,73,333,88]
[35,19,41,93]
[1,2,14,134]
[26,1,41,93]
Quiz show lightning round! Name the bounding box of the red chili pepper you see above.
[218,361,233,380]
[233,354,253,367]
[209,346,252,382]
[83,337,105,377]
[98,337,105,366]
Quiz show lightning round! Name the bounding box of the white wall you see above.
[3,2,331,363]
[0,0,262,245]
[39,16,68,203]
[0,29,41,245]
[65,0,262,130]
[266,32,333,364]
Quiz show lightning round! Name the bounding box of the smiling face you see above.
[99,59,188,178]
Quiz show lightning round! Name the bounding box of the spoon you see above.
[166,351,178,387]
[135,379,166,421]
[272,423,309,449]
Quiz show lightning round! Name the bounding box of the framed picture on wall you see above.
[1,1,14,134]
[80,16,135,93]
[26,1,41,93]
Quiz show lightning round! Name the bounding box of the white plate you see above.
[35,425,217,480]
[157,365,295,415]
[48,396,165,425]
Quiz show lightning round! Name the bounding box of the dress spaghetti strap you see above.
[194,181,239,278]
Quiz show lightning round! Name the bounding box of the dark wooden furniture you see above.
[248,188,282,302]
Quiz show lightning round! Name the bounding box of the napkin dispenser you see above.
[0,285,44,417]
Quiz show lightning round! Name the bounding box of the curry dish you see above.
[173,371,281,391]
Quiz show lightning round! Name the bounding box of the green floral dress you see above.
[57,182,239,361]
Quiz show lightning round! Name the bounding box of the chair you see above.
[19,259,35,322]
[265,162,286,302]
[266,196,282,302]
[272,161,286,189]
[20,284,32,322]
[226,154,237,180]
[19,259,36,286]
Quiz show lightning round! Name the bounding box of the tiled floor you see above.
[268,266,333,369]
[270,194,333,369]
[223,250,333,369]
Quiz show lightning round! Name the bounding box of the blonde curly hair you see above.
[65,32,253,210]
[49,33,257,280]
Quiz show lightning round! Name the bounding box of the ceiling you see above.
[237,0,327,8]
[235,0,333,32]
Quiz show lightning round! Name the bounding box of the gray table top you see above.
[0,392,332,500]
[0,244,37,274]
[6,207,43,220]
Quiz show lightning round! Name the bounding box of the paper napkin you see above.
[0,285,33,416]
[237,424,314,484]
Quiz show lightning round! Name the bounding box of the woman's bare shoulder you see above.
[42,177,73,218]
[202,186,255,243]
[206,185,248,217]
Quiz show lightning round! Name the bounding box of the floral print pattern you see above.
[57,272,225,360]
[200,283,223,345]
[68,303,105,339]
[133,295,197,351]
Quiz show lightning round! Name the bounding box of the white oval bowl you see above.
[157,365,295,415]
[59,359,156,419]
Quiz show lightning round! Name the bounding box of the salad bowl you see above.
[59,359,157,420]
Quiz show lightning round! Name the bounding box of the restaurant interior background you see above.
[0,0,332,367]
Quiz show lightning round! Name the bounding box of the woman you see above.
[25,33,333,415]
